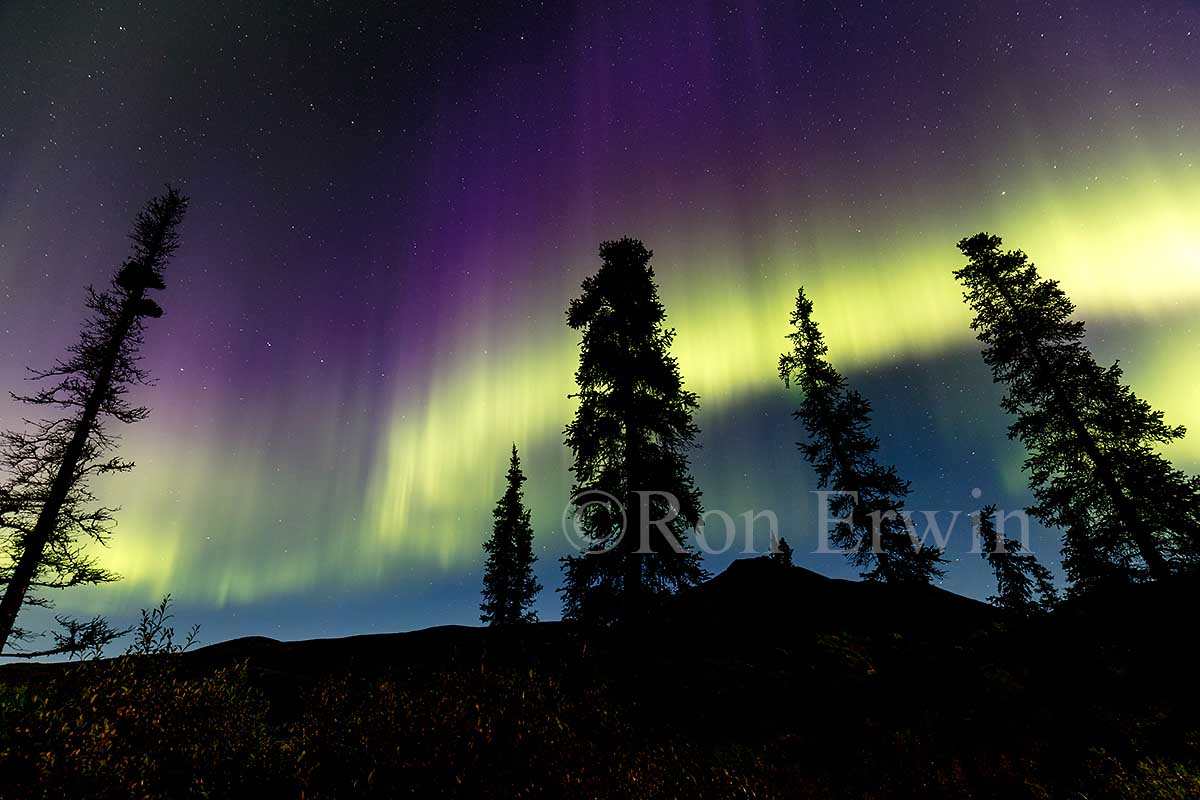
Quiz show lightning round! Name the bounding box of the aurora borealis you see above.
[1,1,1198,641]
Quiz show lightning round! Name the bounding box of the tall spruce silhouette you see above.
[955,233,1200,591]
[779,286,946,583]
[0,186,188,654]
[975,505,1058,615]
[560,238,707,623]
[479,445,542,625]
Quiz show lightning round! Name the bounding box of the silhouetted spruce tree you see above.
[975,505,1058,615]
[480,445,541,625]
[770,534,795,567]
[0,186,187,655]
[956,233,1200,591]
[779,286,946,584]
[560,238,707,623]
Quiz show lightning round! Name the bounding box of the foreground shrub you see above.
[2,653,1196,799]
[1,659,768,799]
[287,664,769,799]
[1076,746,1200,800]
[1,657,273,799]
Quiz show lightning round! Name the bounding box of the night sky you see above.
[1,1,1197,645]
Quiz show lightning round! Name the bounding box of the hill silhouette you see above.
[170,558,992,672]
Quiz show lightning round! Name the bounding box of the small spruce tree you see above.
[770,534,795,567]
[480,445,541,625]
[975,505,1058,615]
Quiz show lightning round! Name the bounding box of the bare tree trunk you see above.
[622,372,643,618]
[0,300,140,653]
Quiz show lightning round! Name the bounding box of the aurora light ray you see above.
[0,1,1197,638]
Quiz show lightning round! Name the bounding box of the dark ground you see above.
[2,557,1197,798]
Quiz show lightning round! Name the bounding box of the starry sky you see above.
[1,1,1198,644]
